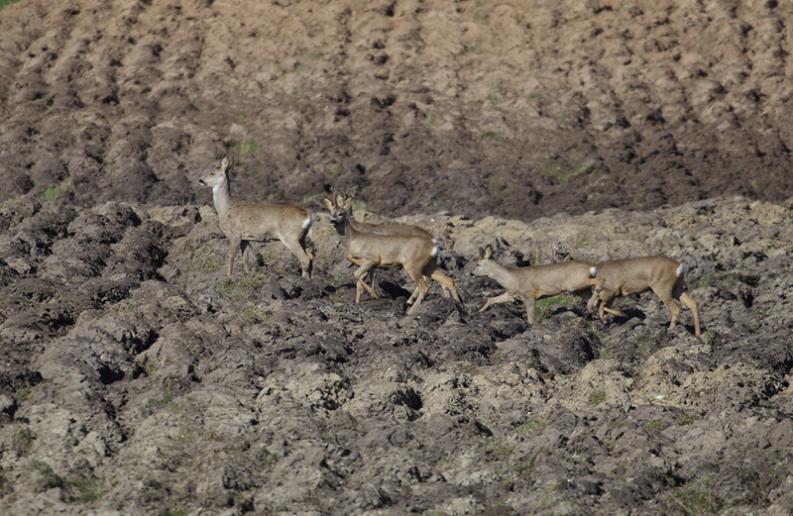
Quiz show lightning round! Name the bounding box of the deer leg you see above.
[597,290,619,321]
[653,286,682,333]
[299,232,314,279]
[431,269,463,305]
[601,303,628,318]
[406,284,419,305]
[405,265,430,315]
[349,256,379,298]
[227,236,241,276]
[679,292,702,337]
[586,290,598,314]
[524,296,536,325]
[282,236,313,279]
[479,292,515,313]
[240,240,250,274]
[356,274,380,303]
[353,260,379,303]
[368,270,378,297]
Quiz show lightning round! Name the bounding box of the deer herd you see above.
[200,157,702,337]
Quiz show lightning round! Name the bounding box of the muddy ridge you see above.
[2,0,793,514]
[0,193,792,514]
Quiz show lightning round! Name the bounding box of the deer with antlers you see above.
[324,192,462,313]
[325,190,461,303]
[199,157,314,278]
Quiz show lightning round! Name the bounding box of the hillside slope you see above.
[1,0,793,219]
[0,192,792,513]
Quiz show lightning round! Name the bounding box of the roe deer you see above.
[326,197,462,313]
[199,156,314,278]
[586,256,701,336]
[473,247,597,324]
[324,191,461,303]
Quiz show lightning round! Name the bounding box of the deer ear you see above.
[323,197,334,210]
[483,246,492,260]
[221,156,230,171]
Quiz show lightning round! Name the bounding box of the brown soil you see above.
[2,1,793,514]
[1,0,792,219]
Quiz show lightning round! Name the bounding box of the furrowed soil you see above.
[1,0,793,514]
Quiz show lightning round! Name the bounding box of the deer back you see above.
[595,256,679,293]
[346,230,435,267]
[221,201,310,240]
[507,261,595,297]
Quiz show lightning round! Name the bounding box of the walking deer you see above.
[324,191,461,303]
[473,247,598,324]
[586,256,701,336]
[324,194,462,313]
[199,157,314,278]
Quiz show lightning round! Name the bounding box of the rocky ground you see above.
[3,0,793,514]
[1,192,792,514]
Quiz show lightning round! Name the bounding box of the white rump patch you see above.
[676,263,685,277]
[589,266,597,278]
[302,216,313,230]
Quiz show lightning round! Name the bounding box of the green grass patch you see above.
[588,390,607,406]
[0,0,22,10]
[191,244,224,273]
[40,185,65,202]
[473,0,489,24]
[480,130,502,140]
[527,92,543,102]
[257,447,279,467]
[517,417,547,434]
[535,294,579,319]
[670,478,723,514]
[642,419,670,434]
[542,161,594,184]
[160,510,188,516]
[512,460,534,480]
[233,140,261,157]
[67,475,103,503]
[426,111,438,128]
[456,362,479,377]
[0,465,9,496]
[13,427,35,456]
[217,275,267,301]
[466,43,483,54]
[485,437,514,459]
[674,411,699,426]
[325,164,345,179]
[149,391,174,408]
[241,305,270,323]
[31,460,65,489]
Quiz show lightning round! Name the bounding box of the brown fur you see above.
[200,157,314,278]
[587,256,701,336]
[474,247,597,324]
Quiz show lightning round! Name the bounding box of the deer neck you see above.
[339,215,359,248]
[212,178,232,219]
[487,261,514,289]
